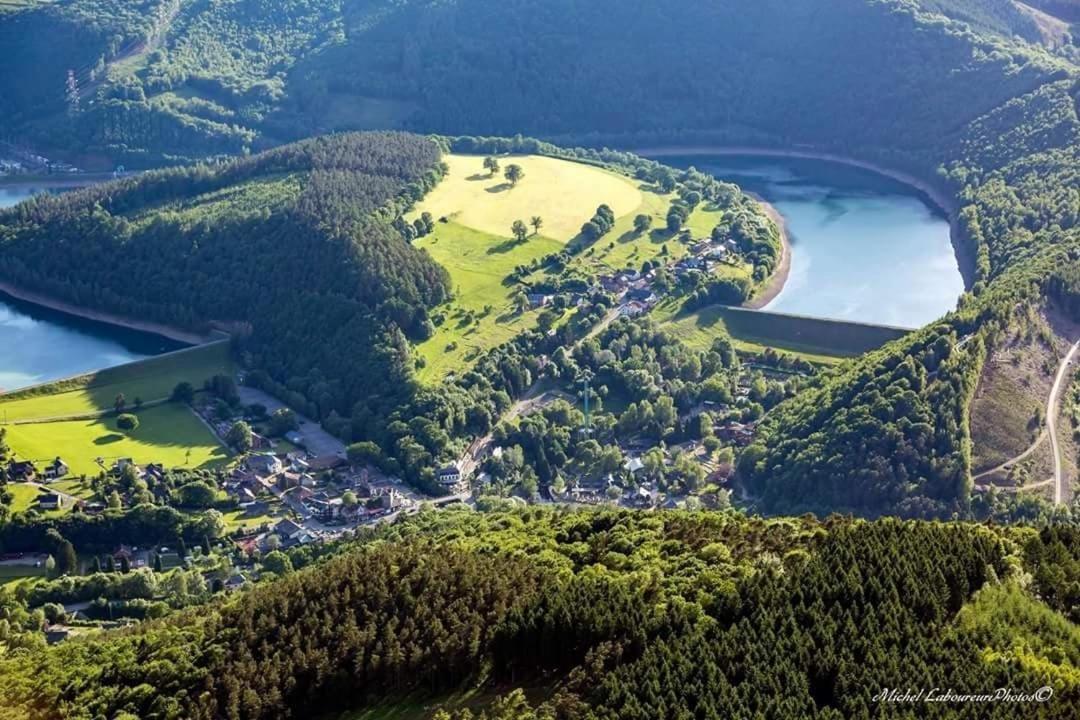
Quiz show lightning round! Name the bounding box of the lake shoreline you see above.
[0,282,214,346]
[634,145,976,292]
[743,192,791,310]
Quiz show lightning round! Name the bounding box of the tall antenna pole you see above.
[578,370,594,434]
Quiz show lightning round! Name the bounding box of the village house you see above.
[247,453,284,477]
[37,492,63,511]
[371,486,406,511]
[527,293,552,309]
[620,301,648,317]
[7,460,36,481]
[716,421,756,446]
[624,457,645,475]
[250,432,272,450]
[272,518,304,542]
[437,463,465,491]
[224,572,247,592]
[42,457,69,480]
[625,287,658,305]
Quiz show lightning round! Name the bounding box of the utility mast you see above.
[578,369,594,435]
[65,70,80,115]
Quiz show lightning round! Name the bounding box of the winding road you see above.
[1047,340,1079,505]
[973,340,1078,505]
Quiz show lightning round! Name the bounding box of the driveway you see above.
[237,386,346,458]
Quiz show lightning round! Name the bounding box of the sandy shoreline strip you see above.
[743,193,791,310]
[0,281,214,346]
[635,145,976,292]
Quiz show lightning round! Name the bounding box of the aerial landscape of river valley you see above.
[0,0,1077,717]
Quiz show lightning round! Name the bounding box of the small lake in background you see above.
[666,155,964,328]
[0,180,184,392]
[0,292,185,393]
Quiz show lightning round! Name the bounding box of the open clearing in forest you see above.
[4,403,230,486]
[413,154,643,241]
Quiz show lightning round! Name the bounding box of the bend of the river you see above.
[1,181,184,392]
[658,153,965,329]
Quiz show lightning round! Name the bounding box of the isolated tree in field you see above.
[530,216,543,235]
[512,289,530,314]
[483,156,500,176]
[171,381,195,404]
[634,214,653,234]
[511,220,529,242]
[504,164,524,187]
[116,413,139,432]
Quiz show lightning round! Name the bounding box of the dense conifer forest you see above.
[0,508,1076,719]
[0,132,450,429]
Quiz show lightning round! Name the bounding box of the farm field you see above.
[414,222,562,380]
[0,340,233,422]
[653,300,908,365]
[412,154,643,240]
[4,403,230,484]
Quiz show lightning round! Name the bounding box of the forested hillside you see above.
[0,509,1076,719]
[0,0,1072,166]
[0,132,450,431]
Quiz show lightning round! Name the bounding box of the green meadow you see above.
[4,404,230,490]
[414,222,563,380]
[653,299,903,365]
[0,340,233,422]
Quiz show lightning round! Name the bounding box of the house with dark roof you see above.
[437,463,463,489]
[37,493,63,511]
[273,518,304,541]
[247,453,283,477]
[7,460,36,481]
[42,457,69,480]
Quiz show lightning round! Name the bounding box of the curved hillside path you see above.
[972,430,1047,482]
[1047,340,1080,505]
[972,339,1079,505]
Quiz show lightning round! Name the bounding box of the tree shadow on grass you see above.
[485,183,513,194]
[487,237,528,254]
[466,173,494,182]
[94,433,124,445]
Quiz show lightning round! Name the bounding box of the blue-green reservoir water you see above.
[671,155,964,328]
[0,183,183,391]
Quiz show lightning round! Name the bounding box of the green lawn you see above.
[4,404,230,481]
[221,506,283,532]
[414,222,563,380]
[654,300,853,365]
[0,340,233,422]
[0,565,45,588]
[6,483,43,513]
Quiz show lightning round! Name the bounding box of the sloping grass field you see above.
[655,300,907,365]
[413,154,642,240]
[1,341,233,502]
[0,340,233,422]
[415,222,562,380]
[411,154,659,381]
[4,403,229,484]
